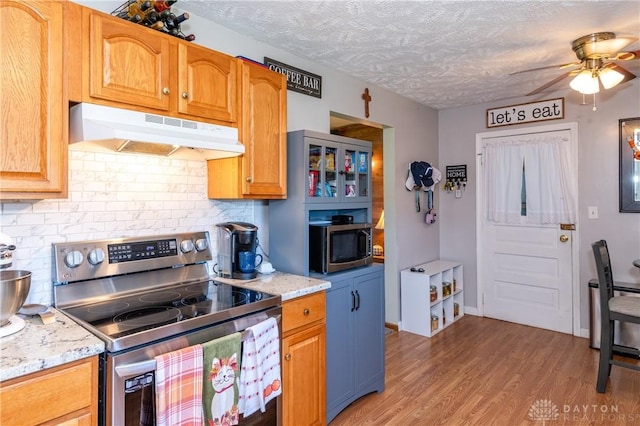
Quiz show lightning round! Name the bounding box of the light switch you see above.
[588,206,598,219]
[455,189,462,198]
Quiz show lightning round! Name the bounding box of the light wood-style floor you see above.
[330,315,640,425]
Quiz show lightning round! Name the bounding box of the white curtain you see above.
[484,133,576,224]
[484,140,524,223]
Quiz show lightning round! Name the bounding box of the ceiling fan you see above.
[512,32,639,97]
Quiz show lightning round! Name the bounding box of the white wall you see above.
[1,2,441,324]
[439,80,640,331]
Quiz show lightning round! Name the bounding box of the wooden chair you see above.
[591,240,640,393]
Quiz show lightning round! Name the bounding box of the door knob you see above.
[182,92,189,99]
[560,234,569,242]
[284,353,291,361]
[162,87,170,95]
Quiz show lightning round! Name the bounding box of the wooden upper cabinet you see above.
[88,12,171,111]
[73,8,238,125]
[0,0,67,199]
[207,61,287,199]
[177,43,237,122]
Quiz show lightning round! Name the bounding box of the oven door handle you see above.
[115,359,157,378]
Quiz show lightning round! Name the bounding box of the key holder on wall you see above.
[444,165,467,198]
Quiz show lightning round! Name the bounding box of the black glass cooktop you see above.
[63,280,277,343]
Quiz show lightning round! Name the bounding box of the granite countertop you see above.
[0,308,105,382]
[212,271,331,301]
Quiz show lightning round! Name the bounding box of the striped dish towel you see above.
[238,317,282,417]
[155,345,204,426]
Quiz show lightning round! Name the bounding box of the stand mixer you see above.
[0,232,30,337]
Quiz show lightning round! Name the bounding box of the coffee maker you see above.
[216,222,260,280]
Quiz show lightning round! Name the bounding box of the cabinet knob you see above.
[162,87,170,95]
[182,91,189,99]
[284,353,291,361]
[246,176,252,183]
[303,308,310,316]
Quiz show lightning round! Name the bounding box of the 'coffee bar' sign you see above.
[264,57,322,98]
[486,98,564,128]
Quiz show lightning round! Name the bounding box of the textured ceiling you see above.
[180,0,640,110]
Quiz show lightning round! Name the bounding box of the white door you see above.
[477,124,579,335]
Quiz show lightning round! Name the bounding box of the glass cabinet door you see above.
[343,148,370,199]
[308,142,338,201]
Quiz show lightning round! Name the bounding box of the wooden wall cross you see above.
[362,88,372,118]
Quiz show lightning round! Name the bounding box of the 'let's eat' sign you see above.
[486,98,564,128]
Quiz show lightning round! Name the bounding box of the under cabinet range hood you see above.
[69,103,244,160]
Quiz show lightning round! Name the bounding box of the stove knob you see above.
[88,248,105,265]
[195,238,208,252]
[180,239,194,253]
[64,250,84,268]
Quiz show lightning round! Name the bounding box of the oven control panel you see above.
[53,231,212,284]
[108,239,179,263]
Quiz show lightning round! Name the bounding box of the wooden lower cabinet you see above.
[281,292,326,426]
[0,356,98,425]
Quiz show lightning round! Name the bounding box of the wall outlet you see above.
[588,206,598,219]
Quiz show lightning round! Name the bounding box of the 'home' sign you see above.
[486,98,564,128]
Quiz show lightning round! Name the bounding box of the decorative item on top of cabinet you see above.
[401,260,464,337]
[281,291,326,426]
[111,0,195,41]
[66,4,237,124]
[325,264,385,423]
[0,356,98,425]
[0,0,67,199]
[207,58,287,199]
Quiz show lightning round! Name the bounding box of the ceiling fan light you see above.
[599,67,625,89]
[570,70,600,94]
[579,36,637,59]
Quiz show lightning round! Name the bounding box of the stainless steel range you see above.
[52,231,281,426]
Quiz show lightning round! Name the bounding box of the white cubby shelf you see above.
[400,260,464,337]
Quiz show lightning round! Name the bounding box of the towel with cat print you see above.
[202,333,242,426]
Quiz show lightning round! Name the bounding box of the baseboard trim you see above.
[384,322,398,332]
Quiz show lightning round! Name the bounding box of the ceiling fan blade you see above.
[605,63,637,83]
[614,50,640,61]
[526,71,573,96]
[510,62,579,75]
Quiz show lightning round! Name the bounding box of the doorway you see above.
[476,122,580,335]
[330,115,385,256]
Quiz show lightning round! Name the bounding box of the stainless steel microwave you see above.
[309,223,373,274]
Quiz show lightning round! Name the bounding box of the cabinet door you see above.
[306,138,341,203]
[343,143,372,203]
[0,356,97,425]
[282,323,326,426]
[353,271,385,393]
[239,61,287,197]
[88,12,171,111]
[177,43,237,123]
[0,0,67,198]
[325,278,356,422]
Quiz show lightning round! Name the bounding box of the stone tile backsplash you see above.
[0,149,255,306]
